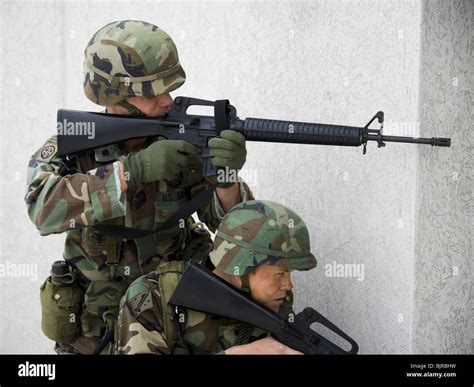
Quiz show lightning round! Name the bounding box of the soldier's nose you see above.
[283,276,293,291]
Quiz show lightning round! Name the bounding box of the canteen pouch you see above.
[40,277,83,344]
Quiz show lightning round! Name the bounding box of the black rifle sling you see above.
[92,185,215,240]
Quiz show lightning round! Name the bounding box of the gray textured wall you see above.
[413,0,473,354]
[0,0,471,354]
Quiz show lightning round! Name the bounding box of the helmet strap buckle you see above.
[111,76,120,89]
[240,273,250,293]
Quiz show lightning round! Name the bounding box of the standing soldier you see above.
[26,20,252,354]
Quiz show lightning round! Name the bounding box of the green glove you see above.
[122,140,202,189]
[208,130,246,186]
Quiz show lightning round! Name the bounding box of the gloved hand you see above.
[122,140,203,188]
[208,130,246,186]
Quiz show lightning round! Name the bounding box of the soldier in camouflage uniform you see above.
[26,20,252,354]
[116,200,317,354]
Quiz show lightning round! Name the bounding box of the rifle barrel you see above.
[368,134,451,147]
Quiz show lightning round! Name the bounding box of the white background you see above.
[0,0,472,354]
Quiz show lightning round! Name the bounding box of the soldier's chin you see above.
[272,298,286,313]
[268,302,282,313]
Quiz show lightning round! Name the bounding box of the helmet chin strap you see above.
[117,100,144,116]
[240,273,250,293]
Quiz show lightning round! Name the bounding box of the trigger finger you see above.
[209,148,231,159]
[179,142,201,155]
[208,137,234,150]
[220,130,246,146]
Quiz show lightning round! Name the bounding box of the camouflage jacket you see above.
[116,268,269,354]
[25,135,253,285]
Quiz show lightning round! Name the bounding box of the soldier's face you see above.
[126,93,174,117]
[248,265,293,313]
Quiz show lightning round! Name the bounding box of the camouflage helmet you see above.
[210,200,317,277]
[83,20,186,107]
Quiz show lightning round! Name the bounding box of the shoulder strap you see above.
[156,261,188,353]
[93,185,215,239]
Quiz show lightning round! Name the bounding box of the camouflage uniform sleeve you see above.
[195,178,254,232]
[116,274,171,355]
[25,135,127,235]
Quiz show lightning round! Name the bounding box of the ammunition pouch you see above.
[80,280,128,339]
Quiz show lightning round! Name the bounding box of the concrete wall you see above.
[0,0,471,354]
[413,0,473,354]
